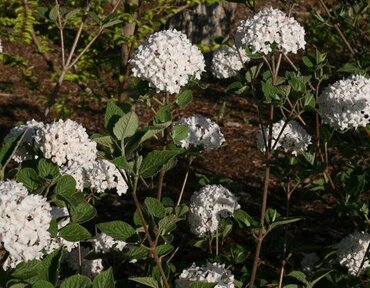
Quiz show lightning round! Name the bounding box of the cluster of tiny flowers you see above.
[211,46,249,79]
[47,206,78,253]
[235,7,306,54]
[318,75,370,130]
[335,231,370,275]
[0,180,52,269]
[188,185,240,237]
[176,262,235,288]
[92,233,127,254]
[256,119,312,156]
[129,29,205,94]
[5,119,44,163]
[301,253,319,275]
[63,247,104,278]
[176,114,225,150]
[34,119,97,169]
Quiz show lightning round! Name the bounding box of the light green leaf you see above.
[172,124,189,145]
[97,221,136,241]
[59,223,92,242]
[175,90,193,107]
[32,280,54,288]
[113,112,139,141]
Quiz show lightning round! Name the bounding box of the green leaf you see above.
[111,156,133,173]
[225,81,245,94]
[129,277,159,288]
[93,136,115,154]
[70,202,97,224]
[302,56,314,68]
[38,159,59,178]
[113,112,139,141]
[104,100,125,131]
[11,260,41,280]
[65,8,81,20]
[139,150,183,178]
[55,175,76,196]
[49,5,58,21]
[97,221,136,241]
[60,275,92,288]
[92,267,115,288]
[125,245,148,260]
[155,244,174,256]
[154,105,172,124]
[310,269,333,287]
[102,19,123,28]
[59,223,92,242]
[89,11,101,24]
[175,90,193,107]
[144,197,166,219]
[267,217,303,233]
[49,218,58,238]
[0,132,23,174]
[32,280,54,288]
[16,168,40,191]
[233,209,256,228]
[172,124,189,145]
[38,248,63,285]
[158,215,179,235]
[287,271,310,286]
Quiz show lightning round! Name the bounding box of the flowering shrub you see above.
[0,1,370,288]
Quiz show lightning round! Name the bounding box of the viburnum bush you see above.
[0,1,370,288]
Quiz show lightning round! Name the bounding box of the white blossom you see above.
[0,180,51,269]
[211,46,249,79]
[176,114,225,150]
[34,119,97,169]
[176,262,235,288]
[4,119,44,163]
[92,233,127,254]
[63,247,104,278]
[336,231,370,275]
[256,119,311,156]
[318,75,370,130]
[235,7,306,55]
[129,29,205,94]
[189,185,239,237]
[301,253,319,275]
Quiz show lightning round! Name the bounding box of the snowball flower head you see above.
[318,75,370,130]
[129,29,205,94]
[0,180,52,269]
[211,46,249,79]
[34,119,97,169]
[5,119,44,163]
[176,114,225,150]
[92,233,127,254]
[336,231,370,275]
[256,119,311,156]
[176,262,235,288]
[235,7,306,54]
[189,185,239,237]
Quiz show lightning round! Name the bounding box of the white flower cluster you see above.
[256,119,312,156]
[235,7,306,54]
[318,75,370,130]
[47,206,78,253]
[63,247,104,278]
[211,46,249,79]
[34,119,97,169]
[92,232,127,254]
[188,185,239,237]
[0,180,51,269]
[301,253,319,275]
[129,29,205,94]
[176,262,235,288]
[336,231,370,275]
[5,119,44,163]
[176,114,225,150]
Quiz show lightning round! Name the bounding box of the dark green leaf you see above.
[110,156,133,173]
[139,150,183,178]
[38,159,59,178]
[70,202,97,224]
[155,244,174,256]
[154,105,172,124]
[16,168,40,191]
[65,8,81,20]
[55,175,76,196]
[0,132,23,173]
[59,223,92,242]
[102,19,123,28]
[60,275,92,288]
[129,277,159,288]
[38,248,63,285]
[11,260,41,280]
[104,100,125,132]
[32,280,54,288]
[92,267,115,288]
[144,197,166,218]
[97,221,136,241]
[302,56,314,68]
[125,245,148,260]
